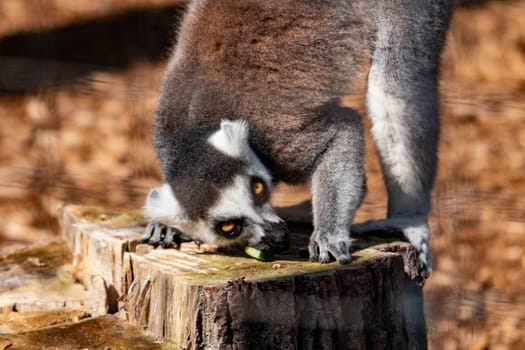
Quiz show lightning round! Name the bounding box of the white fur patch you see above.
[143,185,219,243]
[247,148,273,183]
[208,175,282,244]
[209,175,263,224]
[261,203,284,224]
[179,219,219,244]
[143,183,185,222]
[366,70,421,197]
[207,119,250,159]
[208,119,273,183]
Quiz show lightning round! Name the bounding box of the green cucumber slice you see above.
[244,246,274,261]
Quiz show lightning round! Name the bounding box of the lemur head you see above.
[144,119,289,251]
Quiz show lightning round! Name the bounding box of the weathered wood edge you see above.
[59,205,146,314]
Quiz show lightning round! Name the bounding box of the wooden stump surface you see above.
[0,205,428,349]
[58,205,427,350]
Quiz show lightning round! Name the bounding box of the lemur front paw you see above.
[140,222,190,249]
[308,230,352,264]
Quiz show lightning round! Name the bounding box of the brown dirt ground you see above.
[0,1,524,349]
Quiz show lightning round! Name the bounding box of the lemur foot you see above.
[351,217,432,279]
[308,230,352,264]
[140,222,189,249]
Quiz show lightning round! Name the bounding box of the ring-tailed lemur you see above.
[140,0,453,277]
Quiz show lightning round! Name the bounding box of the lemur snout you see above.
[255,221,289,252]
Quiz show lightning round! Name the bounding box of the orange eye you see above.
[252,181,264,196]
[221,222,236,233]
[216,219,244,238]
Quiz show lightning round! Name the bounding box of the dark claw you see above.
[149,224,166,247]
[162,227,184,249]
[161,226,175,248]
[308,244,319,262]
[328,240,351,265]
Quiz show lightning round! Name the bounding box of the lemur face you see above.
[143,120,289,251]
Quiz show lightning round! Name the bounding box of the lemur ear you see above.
[207,119,250,159]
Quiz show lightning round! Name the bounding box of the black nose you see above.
[261,221,289,252]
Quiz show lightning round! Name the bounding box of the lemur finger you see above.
[162,227,183,249]
[318,249,332,264]
[139,222,156,244]
[308,240,320,262]
[327,240,351,265]
[149,223,166,247]
[308,245,333,264]
[162,227,175,248]
[309,238,336,264]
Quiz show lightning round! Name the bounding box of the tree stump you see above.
[0,239,166,349]
[60,205,427,349]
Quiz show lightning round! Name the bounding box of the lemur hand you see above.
[308,229,352,264]
[140,222,192,249]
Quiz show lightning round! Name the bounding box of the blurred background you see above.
[0,0,523,349]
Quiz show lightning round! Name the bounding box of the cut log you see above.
[0,314,167,350]
[60,205,427,349]
[0,240,94,317]
[0,240,172,349]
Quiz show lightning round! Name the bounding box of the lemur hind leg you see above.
[355,0,453,277]
[308,106,366,264]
